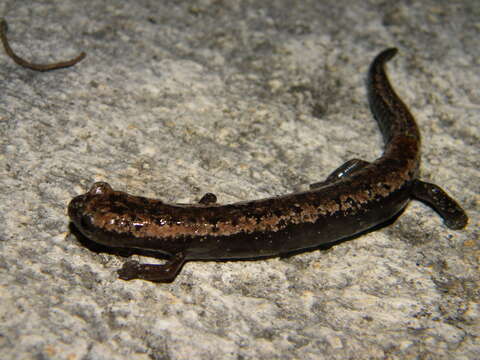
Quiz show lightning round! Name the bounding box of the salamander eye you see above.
[89,182,113,196]
[80,214,96,232]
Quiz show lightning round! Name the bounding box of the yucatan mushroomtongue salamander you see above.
[66,48,468,282]
[4,21,465,283]
[65,48,468,282]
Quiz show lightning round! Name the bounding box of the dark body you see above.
[67,49,468,282]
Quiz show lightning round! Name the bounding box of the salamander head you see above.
[68,181,180,253]
[68,182,192,256]
[68,182,118,244]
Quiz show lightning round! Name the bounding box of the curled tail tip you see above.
[0,19,7,32]
[373,48,399,65]
[383,47,398,56]
[378,47,398,62]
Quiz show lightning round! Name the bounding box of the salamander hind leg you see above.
[412,180,468,230]
[118,252,187,282]
[310,159,370,189]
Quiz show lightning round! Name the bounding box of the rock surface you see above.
[0,1,478,359]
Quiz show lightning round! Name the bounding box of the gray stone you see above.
[0,1,478,359]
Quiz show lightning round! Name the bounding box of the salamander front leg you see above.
[310,159,370,189]
[412,180,468,230]
[118,252,187,282]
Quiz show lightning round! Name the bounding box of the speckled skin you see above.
[68,48,468,282]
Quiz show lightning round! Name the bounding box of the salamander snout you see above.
[68,193,85,221]
[68,193,89,231]
[68,182,114,237]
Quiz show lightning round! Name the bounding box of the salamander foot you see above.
[118,252,187,282]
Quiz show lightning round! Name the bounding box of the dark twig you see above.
[0,19,86,71]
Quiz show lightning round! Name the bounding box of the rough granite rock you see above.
[0,1,478,359]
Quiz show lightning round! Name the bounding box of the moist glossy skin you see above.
[68,48,468,282]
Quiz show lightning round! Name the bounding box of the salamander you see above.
[66,48,467,282]
[0,23,467,283]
